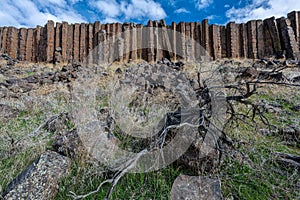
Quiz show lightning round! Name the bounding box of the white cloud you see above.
[102,17,121,24]
[226,0,300,23]
[224,4,230,8]
[0,0,167,27]
[90,0,120,18]
[120,0,166,20]
[34,0,67,7]
[90,0,167,21]
[0,0,85,27]
[195,0,213,10]
[206,15,216,20]
[68,0,82,4]
[174,8,190,14]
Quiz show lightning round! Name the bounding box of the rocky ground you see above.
[0,55,299,199]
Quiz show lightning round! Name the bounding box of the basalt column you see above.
[226,22,239,58]
[201,19,211,58]
[1,28,8,54]
[185,22,195,62]
[54,22,62,63]
[239,23,248,58]
[220,26,227,58]
[147,20,155,62]
[0,27,3,53]
[276,17,300,59]
[247,20,258,59]
[123,23,130,62]
[25,28,33,61]
[55,22,62,52]
[73,23,80,62]
[87,23,93,64]
[161,20,172,61]
[66,23,74,63]
[115,23,123,63]
[107,23,115,63]
[263,17,281,57]
[177,22,186,60]
[79,23,86,63]
[256,20,265,58]
[211,24,221,60]
[130,23,138,61]
[153,20,163,61]
[99,24,107,64]
[7,27,18,59]
[18,28,27,61]
[46,20,55,62]
[136,24,143,60]
[61,22,68,63]
[93,21,101,64]
[171,22,177,61]
[194,22,201,61]
[288,11,300,49]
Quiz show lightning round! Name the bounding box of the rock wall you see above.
[1,11,300,64]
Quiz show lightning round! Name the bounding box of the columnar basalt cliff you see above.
[1,11,300,64]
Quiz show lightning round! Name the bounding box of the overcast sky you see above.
[0,0,300,28]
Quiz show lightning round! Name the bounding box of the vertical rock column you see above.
[46,20,55,62]
[239,23,248,58]
[201,19,211,58]
[99,24,106,64]
[79,23,86,63]
[18,28,27,61]
[73,24,80,62]
[153,20,162,61]
[189,22,195,61]
[226,22,239,58]
[130,23,138,61]
[256,20,265,58]
[211,24,221,60]
[263,17,281,56]
[171,22,177,61]
[161,20,174,60]
[61,22,68,63]
[115,23,123,62]
[185,22,193,62]
[220,26,227,58]
[136,24,143,60]
[0,27,3,53]
[146,20,155,62]
[66,23,74,63]
[276,17,300,59]
[161,20,172,60]
[7,27,18,59]
[54,22,62,63]
[288,11,300,49]
[32,27,41,62]
[247,20,258,59]
[55,22,62,51]
[108,23,116,63]
[1,27,8,54]
[25,28,34,61]
[123,23,130,62]
[87,23,93,65]
[93,21,101,65]
[194,22,201,61]
[177,22,186,60]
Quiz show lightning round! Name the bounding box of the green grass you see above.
[1,63,299,200]
[56,162,191,200]
[221,89,300,200]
